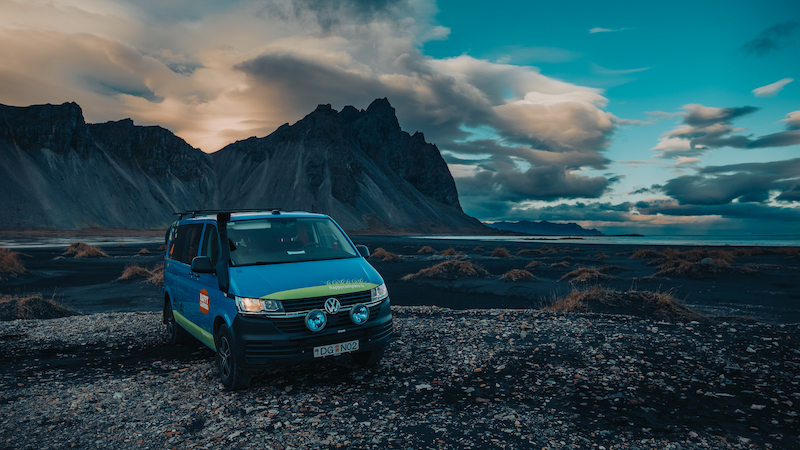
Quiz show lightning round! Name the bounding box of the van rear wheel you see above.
[165,302,188,344]
[351,346,385,366]
[215,324,252,390]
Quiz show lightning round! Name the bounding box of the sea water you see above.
[412,234,800,247]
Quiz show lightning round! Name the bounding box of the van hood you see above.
[228,257,383,300]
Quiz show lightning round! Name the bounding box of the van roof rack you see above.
[175,209,281,220]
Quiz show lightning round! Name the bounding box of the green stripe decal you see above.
[260,281,379,300]
[174,310,215,350]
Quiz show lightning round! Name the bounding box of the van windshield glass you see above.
[226,217,359,266]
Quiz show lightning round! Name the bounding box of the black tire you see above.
[165,300,188,344]
[351,346,385,366]
[214,324,252,390]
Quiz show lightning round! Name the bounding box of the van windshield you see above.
[226,217,359,266]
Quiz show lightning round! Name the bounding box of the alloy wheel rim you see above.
[219,336,231,378]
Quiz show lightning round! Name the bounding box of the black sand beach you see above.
[2,235,799,323]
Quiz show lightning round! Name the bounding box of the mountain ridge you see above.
[0,100,487,233]
[486,220,604,236]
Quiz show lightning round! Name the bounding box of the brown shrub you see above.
[545,286,703,321]
[630,249,663,259]
[117,243,127,248]
[524,260,544,269]
[595,251,609,260]
[546,247,560,254]
[473,246,485,252]
[597,265,623,274]
[491,247,511,258]
[418,246,436,254]
[573,248,583,252]
[561,256,573,261]
[118,263,164,285]
[654,259,751,278]
[0,294,79,320]
[440,248,457,256]
[370,248,403,262]
[63,242,108,258]
[773,246,800,256]
[158,244,167,251]
[138,248,151,255]
[560,267,617,282]
[550,261,570,268]
[501,269,535,282]
[516,248,540,256]
[0,248,26,278]
[402,260,489,281]
[731,247,766,257]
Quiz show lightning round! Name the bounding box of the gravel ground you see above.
[1,307,799,449]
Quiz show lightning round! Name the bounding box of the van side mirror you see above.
[356,245,369,258]
[191,256,216,274]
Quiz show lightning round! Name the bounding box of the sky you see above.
[1,0,798,235]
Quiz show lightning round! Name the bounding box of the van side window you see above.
[170,224,204,264]
[201,224,220,266]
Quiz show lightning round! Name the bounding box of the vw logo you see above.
[324,298,341,314]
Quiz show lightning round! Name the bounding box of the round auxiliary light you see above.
[305,309,327,332]
[350,303,370,325]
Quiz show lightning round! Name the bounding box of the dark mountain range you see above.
[486,220,603,236]
[0,100,487,233]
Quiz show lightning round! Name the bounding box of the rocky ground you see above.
[2,307,799,449]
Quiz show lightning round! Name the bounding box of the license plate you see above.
[313,340,359,358]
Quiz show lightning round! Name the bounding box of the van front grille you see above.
[281,290,372,314]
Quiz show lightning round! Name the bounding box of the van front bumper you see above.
[229,298,393,369]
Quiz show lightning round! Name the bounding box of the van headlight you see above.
[370,283,388,302]
[235,296,284,314]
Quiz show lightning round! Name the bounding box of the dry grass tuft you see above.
[561,256,573,261]
[402,260,489,281]
[516,248,540,256]
[63,242,108,258]
[491,247,511,258]
[0,248,27,278]
[117,243,127,248]
[573,248,583,252]
[138,248,151,255]
[550,261,570,268]
[545,286,703,322]
[524,260,544,269]
[773,246,800,256]
[630,249,663,259]
[440,248,457,256]
[501,269,535,282]
[370,248,403,262]
[418,246,436,254]
[472,246,485,252]
[158,244,167,251]
[560,267,617,282]
[0,294,79,320]
[118,264,164,285]
[546,247,560,254]
[595,251,609,260]
[597,265,623,274]
[654,258,752,278]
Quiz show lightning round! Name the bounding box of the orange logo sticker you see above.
[199,289,209,315]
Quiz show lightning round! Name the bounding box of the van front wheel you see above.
[165,302,188,344]
[215,324,251,390]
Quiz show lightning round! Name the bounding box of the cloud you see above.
[590,63,650,76]
[588,27,630,34]
[629,185,663,195]
[649,104,800,158]
[662,158,800,205]
[635,198,800,221]
[740,21,799,56]
[752,78,794,97]
[456,158,613,203]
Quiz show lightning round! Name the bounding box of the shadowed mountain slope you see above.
[1,100,487,233]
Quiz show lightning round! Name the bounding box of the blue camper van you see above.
[163,210,393,390]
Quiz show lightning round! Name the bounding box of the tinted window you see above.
[227,217,358,266]
[201,224,220,266]
[169,223,204,264]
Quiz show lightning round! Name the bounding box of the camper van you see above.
[163,210,393,390]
